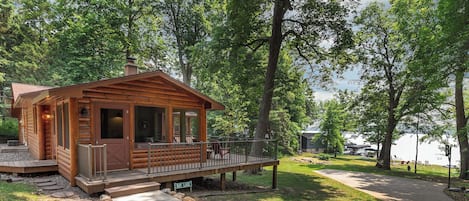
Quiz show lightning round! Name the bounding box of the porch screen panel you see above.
[173,109,199,142]
[56,105,63,146]
[135,106,165,146]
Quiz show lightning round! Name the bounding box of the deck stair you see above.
[104,181,161,198]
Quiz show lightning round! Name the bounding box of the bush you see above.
[318,154,330,161]
[0,118,18,138]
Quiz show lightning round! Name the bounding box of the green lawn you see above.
[0,181,47,201]
[200,156,380,201]
[302,154,460,183]
[200,154,467,201]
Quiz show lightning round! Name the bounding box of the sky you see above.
[312,0,389,102]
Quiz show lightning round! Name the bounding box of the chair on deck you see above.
[186,136,194,143]
[211,141,230,159]
[173,136,181,143]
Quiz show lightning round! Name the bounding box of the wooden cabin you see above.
[11,59,224,186]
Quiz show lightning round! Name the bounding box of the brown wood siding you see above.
[82,77,204,109]
[44,118,52,159]
[25,106,40,160]
[131,147,201,169]
[78,99,91,144]
[57,147,72,181]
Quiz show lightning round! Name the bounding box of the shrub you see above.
[318,154,330,161]
[0,118,18,138]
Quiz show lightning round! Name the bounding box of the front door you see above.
[94,103,129,170]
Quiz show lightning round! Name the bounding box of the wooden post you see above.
[168,106,173,143]
[232,171,237,181]
[200,106,207,161]
[69,98,79,186]
[220,173,226,191]
[272,165,278,189]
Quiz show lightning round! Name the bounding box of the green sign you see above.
[174,180,192,192]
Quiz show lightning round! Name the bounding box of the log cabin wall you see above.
[77,76,208,170]
[55,99,73,183]
[43,105,53,159]
[25,104,41,160]
[57,147,72,181]
[77,98,91,144]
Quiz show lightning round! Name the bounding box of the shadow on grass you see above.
[207,170,379,201]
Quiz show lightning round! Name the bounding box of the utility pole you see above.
[414,112,420,174]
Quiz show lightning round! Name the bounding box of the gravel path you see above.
[316,169,453,201]
[0,144,98,200]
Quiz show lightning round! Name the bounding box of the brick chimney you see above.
[124,57,138,76]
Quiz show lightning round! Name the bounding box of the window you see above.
[56,102,70,149]
[135,106,165,147]
[63,103,70,149]
[173,109,199,142]
[56,105,63,147]
[101,108,124,139]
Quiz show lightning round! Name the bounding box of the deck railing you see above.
[78,144,107,181]
[147,139,277,175]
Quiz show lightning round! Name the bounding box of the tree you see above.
[316,100,345,157]
[353,2,444,170]
[158,0,209,86]
[250,0,353,164]
[435,0,469,179]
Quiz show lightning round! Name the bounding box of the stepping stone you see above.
[10,177,24,182]
[448,187,461,192]
[33,178,52,183]
[41,185,64,191]
[51,191,74,198]
[36,181,57,187]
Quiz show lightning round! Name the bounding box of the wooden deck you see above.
[0,160,58,174]
[76,158,279,194]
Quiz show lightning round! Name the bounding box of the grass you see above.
[300,154,460,183]
[199,156,380,201]
[200,153,468,201]
[0,181,48,201]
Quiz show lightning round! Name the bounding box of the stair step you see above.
[105,182,161,198]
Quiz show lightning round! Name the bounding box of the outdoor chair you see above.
[186,136,194,143]
[211,141,230,159]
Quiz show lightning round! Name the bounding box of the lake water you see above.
[344,133,460,167]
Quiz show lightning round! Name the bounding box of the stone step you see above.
[36,181,57,187]
[105,181,161,198]
[33,178,52,183]
[41,185,64,191]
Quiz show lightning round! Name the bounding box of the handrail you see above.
[147,139,278,175]
[78,144,107,181]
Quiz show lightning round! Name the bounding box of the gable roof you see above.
[13,70,224,110]
[11,83,52,102]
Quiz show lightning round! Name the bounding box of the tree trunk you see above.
[455,68,469,179]
[126,0,134,58]
[378,90,397,170]
[250,0,288,171]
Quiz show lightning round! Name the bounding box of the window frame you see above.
[134,105,167,149]
[56,101,70,149]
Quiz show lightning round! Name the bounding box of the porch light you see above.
[42,110,53,120]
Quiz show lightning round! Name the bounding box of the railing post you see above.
[199,142,203,169]
[87,144,92,181]
[147,143,151,175]
[103,144,107,181]
[245,140,249,163]
[274,139,278,160]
